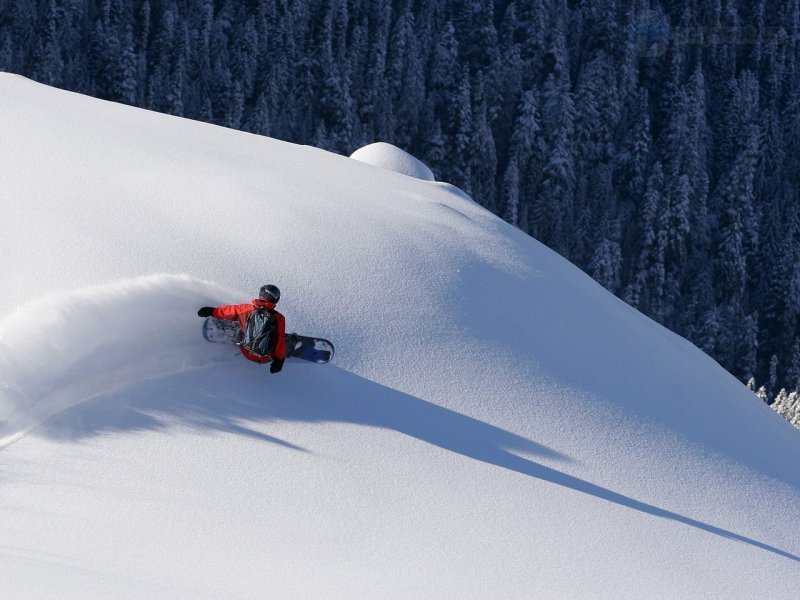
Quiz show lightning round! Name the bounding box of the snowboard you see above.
[202,317,334,364]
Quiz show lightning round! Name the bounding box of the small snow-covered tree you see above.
[756,385,769,404]
[787,391,800,427]
[772,388,790,417]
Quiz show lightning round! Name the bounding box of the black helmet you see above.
[259,284,280,303]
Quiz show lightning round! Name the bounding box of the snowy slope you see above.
[1,74,799,599]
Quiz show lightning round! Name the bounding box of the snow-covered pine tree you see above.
[625,161,666,316]
[31,0,63,87]
[589,227,623,294]
[454,0,498,72]
[772,388,790,417]
[501,154,521,227]
[470,79,498,212]
[536,48,574,254]
[445,65,474,194]
[386,4,423,151]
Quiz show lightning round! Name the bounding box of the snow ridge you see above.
[2,75,800,599]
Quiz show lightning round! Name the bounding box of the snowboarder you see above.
[198,284,286,373]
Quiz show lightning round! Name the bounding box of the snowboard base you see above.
[285,333,335,364]
[202,317,334,364]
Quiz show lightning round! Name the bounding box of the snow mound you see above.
[350,142,436,181]
[2,75,800,599]
[0,274,237,447]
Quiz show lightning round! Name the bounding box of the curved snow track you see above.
[0,274,238,447]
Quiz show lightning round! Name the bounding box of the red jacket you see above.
[212,299,286,364]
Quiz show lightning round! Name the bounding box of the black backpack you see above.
[240,308,277,357]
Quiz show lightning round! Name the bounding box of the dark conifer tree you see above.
[31,0,62,87]
[470,79,498,212]
[447,66,474,194]
[501,154,521,226]
[537,60,575,254]
[0,29,13,72]
[455,0,498,73]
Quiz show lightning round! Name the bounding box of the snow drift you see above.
[350,141,436,180]
[2,74,800,599]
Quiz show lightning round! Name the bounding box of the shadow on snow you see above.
[36,361,800,564]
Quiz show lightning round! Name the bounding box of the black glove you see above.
[270,358,284,374]
[197,307,214,317]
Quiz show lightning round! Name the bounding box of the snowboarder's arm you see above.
[211,303,253,321]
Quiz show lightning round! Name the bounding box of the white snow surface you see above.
[350,141,436,180]
[1,74,799,598]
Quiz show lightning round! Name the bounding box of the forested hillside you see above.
[2,0,799,396]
